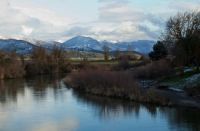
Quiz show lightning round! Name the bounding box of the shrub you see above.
[133,59,173,79]
[65,69,141,100]
[149,41,167,61]
[185,86,200,98]
[4,58,25,78]
[117,56,131,70]
[143,88,170,105]
[0,51,25,79]
[25,46,71,76]
[0,66,4,79]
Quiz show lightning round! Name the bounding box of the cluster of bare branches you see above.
[163,11,200,67]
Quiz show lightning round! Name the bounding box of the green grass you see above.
[162,71,199,83]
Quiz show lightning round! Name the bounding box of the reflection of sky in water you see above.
[0,77,199,131]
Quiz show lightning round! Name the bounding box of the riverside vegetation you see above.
[0,11,200,108]
[65,11,200,108]
[0,46,72,79]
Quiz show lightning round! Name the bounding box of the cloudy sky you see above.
[0,0,199,42]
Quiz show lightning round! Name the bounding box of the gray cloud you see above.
[0,0,71,40]
[138,25,159,40]
[63,26,92,36]
[98,0,130,4]
[99,2,145,22]
[0,0,199,42]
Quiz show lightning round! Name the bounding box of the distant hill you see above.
[61,36,155,54]
[0,36,155,55]
[34,40,62,50]
[62,36,102,51]
[0,39,36,54]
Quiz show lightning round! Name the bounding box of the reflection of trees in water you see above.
[27,75,64,101]
[72,89,200,130]
[0,77,199,131]
[26,76,54,100]
[0,79,25,104]
[0,75,64,104]
[159,108,200,131]
[71,90,158,119]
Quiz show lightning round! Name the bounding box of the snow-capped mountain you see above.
[62,36,155,54]
[111,40,155,54]
[0,36,155,55]
[34,40,62,50]
[0,39,36,54]
[62,36,102,51]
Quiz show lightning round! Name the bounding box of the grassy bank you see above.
[64,60,200,108]
[65,69,182,106]
[65,70,142,100]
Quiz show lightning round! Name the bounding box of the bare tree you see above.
[0,50,25,79]
[103,45,110,61]
[30,44,49,74]
[49,45,66,73]
[114,48,120,60]
[163,11,200,66]
[165,12,200,42]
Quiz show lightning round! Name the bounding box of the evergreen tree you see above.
[149,41,168,61]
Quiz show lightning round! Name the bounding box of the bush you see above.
[0,51,25,79]
[65,69,141,100]
[0,66,4,79]
[143,88,170,105]
[133,59,173,79]
[25,46,71,76]
[185,86,200,98]
[149,41,167,61]
[116,56,131,70]
[4,58,25,78]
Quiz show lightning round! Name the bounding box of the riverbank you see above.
[64,68,200,109]
[1,76,199,131]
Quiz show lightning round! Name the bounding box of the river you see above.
[0,76,199,131]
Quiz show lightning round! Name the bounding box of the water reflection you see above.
[72,91,142,119]
[0,76,199,131]
[26,76,63,101]
[0,79,26,104]
[159,108,200,131]
[72,90,200,131]
[0,76,63,104]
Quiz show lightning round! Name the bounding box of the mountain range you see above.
[0,36,155,55]
[0,39,36,54]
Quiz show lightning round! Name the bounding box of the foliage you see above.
[66,69,141,100]
[149,41,168,61]
[0,51,25,79]
[185,85,200,98]
[163,11,200,66]
[25,46,71,76]
[114,55,131,70]
[103,45,110,61]
[133,59,173,79]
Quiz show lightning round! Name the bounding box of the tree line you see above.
[149,11,200,69]
[0,45,71,79]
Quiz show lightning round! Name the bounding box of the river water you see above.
[0,76,199,131]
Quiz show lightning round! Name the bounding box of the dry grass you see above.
[0,52,25,79]
[185,86,200,99]
[65,69,141,100]
[133,59,173,79]
[65,60,175,105]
